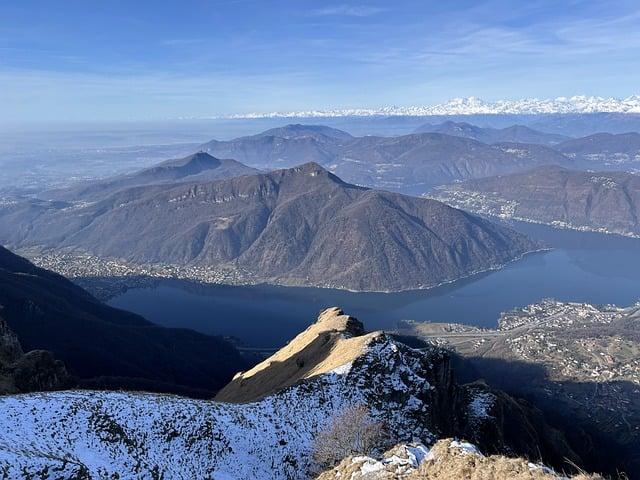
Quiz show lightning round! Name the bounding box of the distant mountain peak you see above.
[415,120,570,146]
[158,151,221,168]
[289,161,328,174]
[257,124,353,140]
[225,94,640,118]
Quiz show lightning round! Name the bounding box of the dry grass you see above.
[216,307,378,402]
[316,438,605,480]
[413,440,603,480]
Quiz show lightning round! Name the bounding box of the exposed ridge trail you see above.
[0,307,583,479]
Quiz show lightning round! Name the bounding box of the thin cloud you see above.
[161,38,205,47]
[307,5,386,17]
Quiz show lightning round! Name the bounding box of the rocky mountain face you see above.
[399,300,640,478]
[0,245,246,396]
[429,166,640,237]
[43,152,258,202]
[200,125,574,194]
[557,132,640,169]
[0,308,584,479]
[0,314,70,394]
[414,121,569,145]
[328,134,571,194]
[0,163,538,292]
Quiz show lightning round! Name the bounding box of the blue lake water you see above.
[108,222,640,348]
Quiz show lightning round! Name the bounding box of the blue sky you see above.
[1,0,639,122]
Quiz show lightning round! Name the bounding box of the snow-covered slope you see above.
[0,307,590,479]
[0,309,451,479]
[228,95,640,118]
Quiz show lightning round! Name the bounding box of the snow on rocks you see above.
[467,391,496,428]
[447,440,483,456]
[0,334,444,479]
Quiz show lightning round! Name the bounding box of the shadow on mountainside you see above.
[449,353,639,479]
[0,246,248,398]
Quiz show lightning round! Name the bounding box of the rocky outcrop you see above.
[0,313,22,365]
[0,314,70,394]
[218,308,580,472]
[216,307,370,402]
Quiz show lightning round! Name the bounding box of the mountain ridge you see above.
[0,245,246,396]
[429,166,640,238]
[201,127,574,193]
[414,121,569,145]
[0,307,587,479]
[0,163,539,292]
[43,151,258,202]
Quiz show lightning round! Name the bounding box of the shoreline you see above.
[28,247,550,301]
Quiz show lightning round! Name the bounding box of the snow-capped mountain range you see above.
[227,95,640,119]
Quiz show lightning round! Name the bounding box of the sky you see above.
[1,0,639,123]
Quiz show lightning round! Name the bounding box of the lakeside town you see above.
[18,248,256,300]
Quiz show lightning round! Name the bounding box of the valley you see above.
[9,221,634,351]
[398,300,640,477]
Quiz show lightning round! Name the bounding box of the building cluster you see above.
[20,249,256,300]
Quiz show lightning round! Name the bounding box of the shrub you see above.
[312,404,389,469]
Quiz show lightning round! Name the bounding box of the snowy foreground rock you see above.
[0,307,596,479]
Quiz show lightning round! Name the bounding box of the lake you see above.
[107,221,640,348]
